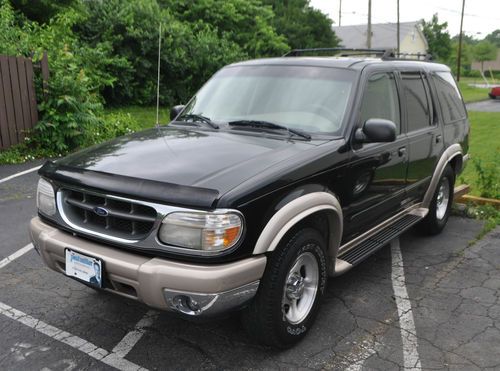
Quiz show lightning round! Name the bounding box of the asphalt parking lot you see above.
[466,98,500,112]
[1,161,499,370]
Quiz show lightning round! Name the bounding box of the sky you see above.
[309,0,500,38]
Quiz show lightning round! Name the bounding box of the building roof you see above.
[332,22,428,50]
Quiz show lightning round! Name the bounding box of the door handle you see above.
[436,135,442,143]
[398,147,407,157]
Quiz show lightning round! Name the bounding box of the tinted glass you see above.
[401,72,431,132]
[360,73,401,134]
[433,71,466,123]
[180,66,356,135]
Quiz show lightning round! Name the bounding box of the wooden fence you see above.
[0,55,39,150]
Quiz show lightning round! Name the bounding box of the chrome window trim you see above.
[53,184,244,257]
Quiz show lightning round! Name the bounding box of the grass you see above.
[458,77,493,103]
[459,111,500,196]
[105,106,170,130]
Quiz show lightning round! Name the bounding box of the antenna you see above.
[155,23,162,127]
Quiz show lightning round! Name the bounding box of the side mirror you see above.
[355,118,396,143]
[170,105,185,121]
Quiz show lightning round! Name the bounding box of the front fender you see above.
[252,191,343,269]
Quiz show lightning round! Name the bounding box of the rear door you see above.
[399,70,444,203]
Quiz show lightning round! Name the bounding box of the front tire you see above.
[419,164,455,235]
[242,228,328,348]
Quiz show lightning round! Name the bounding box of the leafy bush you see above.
[81,112,141,147]
[0,1,126,153]
[166,0,288,57]
[472,154,500,199]
[74,0,264,106]
[0,112,141,164]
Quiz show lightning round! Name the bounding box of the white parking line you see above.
[112,310,158,358]
[0,165,41,184]
[0,302,147,371]
[0,243,34,270]
[391,239,422,370]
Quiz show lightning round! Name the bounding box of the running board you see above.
[333,208,426,275]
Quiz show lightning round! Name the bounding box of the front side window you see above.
[401,72,432,132]
[179,65,356,136]
[359,72,401,134]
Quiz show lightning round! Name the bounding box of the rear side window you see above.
[360,72,401,134]
[433,71,466,123]
[401,72,432,132]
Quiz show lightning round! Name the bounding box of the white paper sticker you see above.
[65,250,102,287]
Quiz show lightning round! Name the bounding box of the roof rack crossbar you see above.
[283,48,389,57]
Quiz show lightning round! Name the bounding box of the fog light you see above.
[164,290,218,316]
[172,295,200,315]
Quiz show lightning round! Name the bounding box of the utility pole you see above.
[397,0,400,54]
[457,0,466,81]
[339,0,342,26]
[367,0,372,48]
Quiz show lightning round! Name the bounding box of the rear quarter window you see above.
[432,71,467,124]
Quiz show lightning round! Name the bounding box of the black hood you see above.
[44,126,320,208]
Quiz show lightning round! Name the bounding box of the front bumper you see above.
[30,217,266,317]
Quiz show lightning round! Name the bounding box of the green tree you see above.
[263,0,339,50]
[484,29,500,48]
[76,0,247,105]
[162,0,288,58]
[420,14,451,61]
[9,0,77,24]
[473,40,497,73]
[447,40,473,77]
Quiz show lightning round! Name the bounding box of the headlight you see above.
[36,178,56,216]
[158,211,243,252]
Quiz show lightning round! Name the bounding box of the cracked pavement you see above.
[1,161,499,370]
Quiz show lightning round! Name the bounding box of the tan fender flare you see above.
[252,192,343,268]
[422,143,463,208]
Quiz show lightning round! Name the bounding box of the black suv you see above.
[30,49,470,348]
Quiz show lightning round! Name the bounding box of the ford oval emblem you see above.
[93,206,109,217]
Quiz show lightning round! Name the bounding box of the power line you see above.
[436,6,500,21]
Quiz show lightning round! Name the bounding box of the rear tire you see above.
[489,93,496,99]
[241,228,328,348]
[418,164,455,235]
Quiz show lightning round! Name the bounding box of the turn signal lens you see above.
[159,211,243,251]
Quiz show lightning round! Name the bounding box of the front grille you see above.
[59,188,157,240]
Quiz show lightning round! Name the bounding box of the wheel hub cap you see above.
[286,274,305,300]
[281,251,319,324]
[436,178,450,220]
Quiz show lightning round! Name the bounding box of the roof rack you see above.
[283,48,391,58]
[282,48,433,61]
[382,52,433,61]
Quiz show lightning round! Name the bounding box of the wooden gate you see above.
[0,55,39,150]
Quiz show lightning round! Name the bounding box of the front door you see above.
[343,71,408,241]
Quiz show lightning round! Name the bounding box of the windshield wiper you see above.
[228,120,311,140]
[176,113,219,129]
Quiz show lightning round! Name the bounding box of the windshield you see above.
[179,65,356,136]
